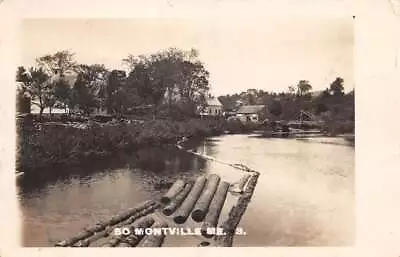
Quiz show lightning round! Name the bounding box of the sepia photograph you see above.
[14,17,355,247]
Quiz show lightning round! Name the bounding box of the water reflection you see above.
[17,136,354,247]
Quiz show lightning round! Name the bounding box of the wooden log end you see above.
[173,215,187,224]
[160,197,171,205]
[162,207,174,216]
[191,209,206,222]
[198,241,211,247]
[161,179,186,204]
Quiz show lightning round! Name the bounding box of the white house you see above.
[200,98,223,117]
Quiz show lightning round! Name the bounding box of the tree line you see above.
[16,48,211,120]
[218,78,355,122]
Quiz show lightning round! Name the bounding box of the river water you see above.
[17,135,354,247]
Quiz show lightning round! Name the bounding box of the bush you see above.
[226,117,245,133]
[17,118,227,172]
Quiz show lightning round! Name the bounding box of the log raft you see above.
[163,182,193,216]
[137,219,169,247]
[192,174,221,222]
[116,215,155,247]
[161,179,185,204]
[55,200,159,247]
[54,170,260,247]
[200,181,230,238]
[173,175,207,224]
[215,172,260,246]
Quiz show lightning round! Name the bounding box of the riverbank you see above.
[16,118,226,173]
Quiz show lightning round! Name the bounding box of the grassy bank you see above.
[16,118,226,173]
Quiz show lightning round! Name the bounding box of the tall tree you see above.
[16,66,51,118]
[126,63,165,106]
[269,99,283,117]
[176,60,210,115]
[71,64,108,115]
[296,80,312,97]
[36,50,77,77]
[329,77,345,96]
[288,86,296,94]
[106,69,127,115]
[54,80,72,113]
[35,50,79,113]
[123,48,211,117]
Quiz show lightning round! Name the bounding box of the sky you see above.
[21,17,354,96]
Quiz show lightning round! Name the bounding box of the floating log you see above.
[215,173,259,246]
[86,236,110,247]
[138,219,169,247]
[121,215,155,247]
[118,203,159,227]
[191,174,221,222]
[101,237,120,247]
[75,229,110,247]
[103,215,156,247]
[201,181,230,238]
[83,224,104,234]
[83,200,156,233]
[161,179,185,204]
[55,200,157,247]
[243,175,258,196]
[55,230,94,247]
[117,242,132,247]
[74,206,158,247]
[108,200,156,226]
[173,176,207,224]
[126,215,155,233]
[162,182,193,216]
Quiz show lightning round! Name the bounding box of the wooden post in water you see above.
[163,183,193,216]
[173,176,207,224]
[191,174,221,222]
[161,180,185,204]
[201,181,230,238]
[215,173,259,246]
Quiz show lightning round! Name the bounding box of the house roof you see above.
[236,105,265,114]
[206,98,222,106]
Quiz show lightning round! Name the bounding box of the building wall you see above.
[236,113,260,123]
[203,105,223,116]
[89,107,108,116]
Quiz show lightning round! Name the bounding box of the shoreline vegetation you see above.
[15,48,354,173]
[16,115,353,174]
[16,117,226,173]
